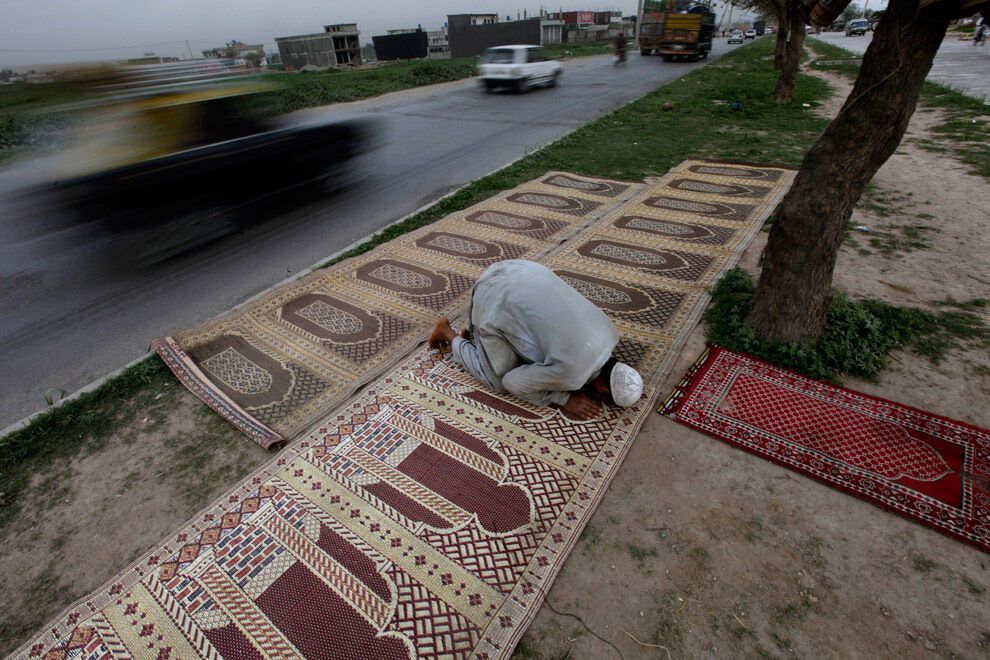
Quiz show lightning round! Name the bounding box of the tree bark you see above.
[772,6,807,102]
[744,0,950,343]
[772,0,789,70]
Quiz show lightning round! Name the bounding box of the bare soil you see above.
[517,69,990,659]
[2,69,989,659]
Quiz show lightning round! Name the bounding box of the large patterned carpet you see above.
[154,173,644,448]
[15,161,795,659]
[664,347,990,554]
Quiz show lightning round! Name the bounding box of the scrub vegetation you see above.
[704,268,990,382]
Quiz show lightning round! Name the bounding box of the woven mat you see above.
[16,161,795,659]
[154,173,643,448]
[663,347,990,554]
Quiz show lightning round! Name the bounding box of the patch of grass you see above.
[245,59,478,117]
[913,555,938,574]
[627,543,658,569]
[963,577,985,596]
[771,602,810,625]
[705,268,990,381]
[0,357,174,531]
[159,407,255,508]
[579,524,602,549]
[867,224,938,256]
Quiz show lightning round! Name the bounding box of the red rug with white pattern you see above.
[663,347,990,553]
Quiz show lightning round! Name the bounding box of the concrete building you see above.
[373,29,428,61]
[275,23,361,70]
[202,42,267,67]
[447,13,562,57]
[427,29,451,58]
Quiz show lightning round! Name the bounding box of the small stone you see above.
[639,611,645,617]
[662,101,674,112]
[924,640,937,651]
[807,595,818,604]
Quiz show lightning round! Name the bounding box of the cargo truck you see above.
[659,4,716,61]
[753,19,766,36]
[638,0,666,55]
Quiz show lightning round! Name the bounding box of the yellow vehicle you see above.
[53,61,376,263]
[660,6,716,61]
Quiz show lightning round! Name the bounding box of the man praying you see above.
[428,260,644,420]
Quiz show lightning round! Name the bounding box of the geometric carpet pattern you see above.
[153,172,644,448]
[663,347,990,554]
[15,161,795,659]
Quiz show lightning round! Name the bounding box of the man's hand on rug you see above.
[428,318,457,354]
[560,392,602,420]
[459,327,472,341]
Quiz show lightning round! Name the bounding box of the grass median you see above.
[0,37,831,538]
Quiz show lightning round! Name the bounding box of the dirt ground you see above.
[2,70,989,658]
[517,70,990,659]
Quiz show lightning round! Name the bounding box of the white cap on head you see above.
[610,362,643,407]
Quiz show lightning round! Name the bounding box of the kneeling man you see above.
[428,260,643,420]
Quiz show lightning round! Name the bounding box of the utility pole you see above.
[185,40,194,60]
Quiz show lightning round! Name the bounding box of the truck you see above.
[753,19,766,36]
[659,4,716,61]
[638,0,666,55]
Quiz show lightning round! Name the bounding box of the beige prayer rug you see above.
[153,173,644,448]
[15,161,794,660]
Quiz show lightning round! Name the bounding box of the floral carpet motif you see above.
[15,161,796,659]
[663,347,990,554]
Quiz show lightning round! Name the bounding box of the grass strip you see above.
[0,37,832,529]
[705,268,990,382]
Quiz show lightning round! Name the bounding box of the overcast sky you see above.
[0,0,850,70]
[0,1,629,68]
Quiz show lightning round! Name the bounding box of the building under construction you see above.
[275,23,361,70]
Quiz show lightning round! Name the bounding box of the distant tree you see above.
[733,0,807,101]
[842,3,863,22]
[0,69,13,83]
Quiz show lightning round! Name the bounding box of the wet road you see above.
[0,45,734,429]
[812,31,990,102]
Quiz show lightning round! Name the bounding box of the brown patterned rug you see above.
[16,161,795,660]
[154,173,643,448]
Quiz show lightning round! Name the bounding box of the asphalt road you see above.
[0,43,736,429]
[812,31,990,102]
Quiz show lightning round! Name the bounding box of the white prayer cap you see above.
[610,362,643,407]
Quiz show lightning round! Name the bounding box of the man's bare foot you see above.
[428,318,457,353]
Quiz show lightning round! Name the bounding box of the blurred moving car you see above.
[846,18,871,35]
[477,45,561,93]
[744,29,757,39]
[728,30,744,44]
[53,61,378,264]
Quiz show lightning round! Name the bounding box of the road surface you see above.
[0,44,734,429]
[812,31,990,102]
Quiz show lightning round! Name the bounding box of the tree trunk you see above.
[773,7,807,102]
[772,0,789,70]
[744,0,949,343]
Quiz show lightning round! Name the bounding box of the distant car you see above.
[477,45,561,93]
[728,31,744,44]
[744,29,757,39]
[766,26,775,33]
[846,18,870,36]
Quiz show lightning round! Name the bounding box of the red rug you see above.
[663,347,990,554]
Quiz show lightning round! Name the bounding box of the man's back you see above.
[468,260,618,400]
